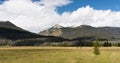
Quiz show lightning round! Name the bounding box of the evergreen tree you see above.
[93,38,100,55]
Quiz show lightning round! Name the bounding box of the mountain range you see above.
[0,21,120,46]
[39,24,120,40]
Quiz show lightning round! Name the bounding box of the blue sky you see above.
[58,0,120,14]
[0,0,4,4]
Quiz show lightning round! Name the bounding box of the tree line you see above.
[0,38,120,46]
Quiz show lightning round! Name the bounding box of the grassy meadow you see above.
[0,47,120,63]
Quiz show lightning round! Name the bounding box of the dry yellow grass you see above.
[0,47,120,63]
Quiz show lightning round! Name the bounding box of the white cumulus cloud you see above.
[0,0,120,33]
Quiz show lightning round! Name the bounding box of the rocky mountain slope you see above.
[39,24,120,39]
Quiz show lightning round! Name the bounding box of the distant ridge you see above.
[39,24,120,39]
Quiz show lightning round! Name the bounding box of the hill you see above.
[0,21,68,46]
[0,21,42,40]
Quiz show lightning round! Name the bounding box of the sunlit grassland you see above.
[0,47,120,63]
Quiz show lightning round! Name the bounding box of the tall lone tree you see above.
[93,38,100,55]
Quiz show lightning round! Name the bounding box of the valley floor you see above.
[0,47,120,63]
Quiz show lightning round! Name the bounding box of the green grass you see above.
[0,47,120,63]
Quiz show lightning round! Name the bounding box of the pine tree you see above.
[93,38,100,55]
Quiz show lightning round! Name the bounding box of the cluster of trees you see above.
[103,42,112,47]
[74,40,120,47]
[101,42,120,47]
[0,38,70,46]
[0,38,12,46]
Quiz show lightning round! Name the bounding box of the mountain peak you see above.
[76,25,93,28]
[0,21,15,27]
[52,24,63,29]
[0,21,24,31]
[0,21,11,23]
